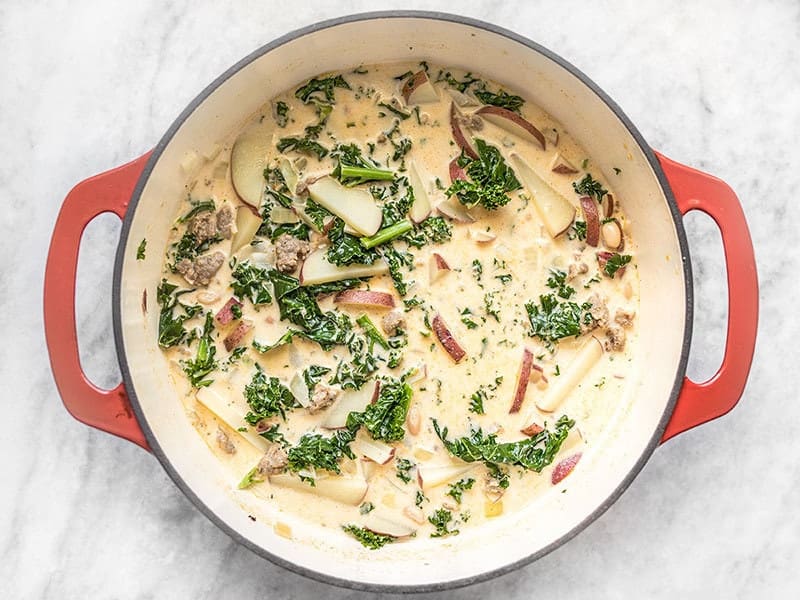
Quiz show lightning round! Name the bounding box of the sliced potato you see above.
[535,336,603,412]
[230,122,273,208]
[307,176,382,236]
[299,248,389,286]
[417,462,476,490]
[196,386,267,452]
[511,154,575,238]
[407,162,432,223]
[230,206,263,255]
[269,473,368,506]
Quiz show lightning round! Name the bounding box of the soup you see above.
[152,62,637,548]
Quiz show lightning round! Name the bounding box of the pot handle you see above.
[655,152,758,442]
[44,153,152,451]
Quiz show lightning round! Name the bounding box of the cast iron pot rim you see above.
[112,10,694,594]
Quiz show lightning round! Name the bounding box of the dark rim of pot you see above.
[112,10,693,594]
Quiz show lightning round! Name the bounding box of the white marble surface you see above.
[1,0,797,597]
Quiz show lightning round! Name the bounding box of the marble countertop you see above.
[2,0,797,597]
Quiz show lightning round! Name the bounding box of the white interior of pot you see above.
[119,16,687,588]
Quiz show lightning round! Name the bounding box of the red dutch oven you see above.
[43,12,758,592]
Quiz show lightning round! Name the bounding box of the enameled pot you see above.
[43,12,758,592]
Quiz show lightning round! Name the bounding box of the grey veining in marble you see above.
[1,0,798,598]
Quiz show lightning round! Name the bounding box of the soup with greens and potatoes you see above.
[152,62,637,549]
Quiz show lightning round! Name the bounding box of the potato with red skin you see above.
[432,313,466,363]
[509,348,535,413]
[223,320,253,352]
[450,103,478,159]
[475,105,546,150]
[333,289,395,309]
[215,297,243,325]
[401,70,438,105]
[429,253,451,283]
[580,196,601,247]
[520,422,544,437]
[449,157,467,183]
[552,453,582,485]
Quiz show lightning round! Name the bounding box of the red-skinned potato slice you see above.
[449,157,467,183]
[429,253,451,283]
[603,193,615,219]
[520,422,544,437]
[223,320,253,352]
[401,70,438,105]
[351,436,396,465]
[580,196,600,247]
[552,452,582,485]
[476,105,546,150]
[215,297,243,325]
[450,103,478,159]
[432,313,466,363]
[549,152,579,174]
[601,218,624,252]
[334,289,395,309]
[509,348,535,413]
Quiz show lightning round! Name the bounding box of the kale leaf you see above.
[243,365,298,424]
[446,140,521,210]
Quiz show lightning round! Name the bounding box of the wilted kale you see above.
[286,428,358,475]
[473,88,525,113]
[446,477,475,504]
[395,458,415,484]
[157,279,202,348]
[302,364,331,395]
[329,335,379,390]
[433,415,574,474]
[303,200,333,231]
[294,74,351,104]
[331,143,394,186]
[342,525,395,549]
[602,253,632,278]
[230,260,273,306]
[572,173,608,203]
[446,140,521,210]
[348,377,412,442]
[243,365,298,424]
[180,312,218,388]
[428,508,459,538]
[276,137,329,160]
[546,269,576,299]
[136,238,146,260]
[525,294,593,345]
[274,100,290,127]
[380,246,413,296]
[177,199,215,223]
[326,219,379,266]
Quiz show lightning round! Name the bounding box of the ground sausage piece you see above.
[187,211,218,243]
[216,428,236,454]
[308,385,340,414]
[581,293,609,332]
[216,205,233,239]
[567,261,589,281]
[484,472,505,502]
[604,325,626,352]
[274,234,311,273]
[381,310,405,335]
[257,444,288,476]
[177,251,225,286]
[614,308,635,328]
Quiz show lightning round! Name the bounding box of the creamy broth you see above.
[155,62,638,547]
